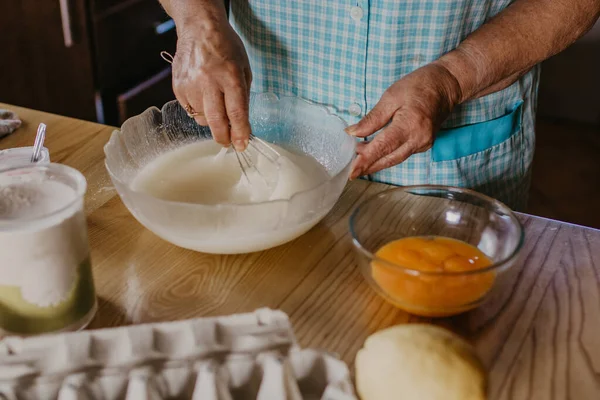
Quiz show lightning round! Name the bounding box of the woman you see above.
[159,0,600,210]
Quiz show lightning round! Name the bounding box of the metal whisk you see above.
[234,134,281,184]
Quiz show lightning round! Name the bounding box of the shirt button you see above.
[350,6,364,21]
[348,103,362,116]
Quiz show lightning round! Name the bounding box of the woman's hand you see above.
[346,63,462,179]
[172,20,252,151]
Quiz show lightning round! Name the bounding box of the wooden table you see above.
[2,103,599,399]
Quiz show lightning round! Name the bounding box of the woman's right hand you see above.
[172,19,252,151]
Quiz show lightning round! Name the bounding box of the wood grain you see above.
[1,103,599,399]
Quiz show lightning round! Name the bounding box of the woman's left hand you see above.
[345,63,462,179]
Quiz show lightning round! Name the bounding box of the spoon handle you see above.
[31,123,47,163]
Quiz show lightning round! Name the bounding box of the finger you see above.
[363,143,414,176]
[178,81,208,126]
[173,83,195,121]
[180,96,208,126]
[345,94,397,138]
[194,116,208,126]
[244,67,253,96]
[356,141,368,153]
[349,122,406,178]
[188,96,207,126]
[349,154,366,180]
[203,90,230,146]
[225,82,251,151]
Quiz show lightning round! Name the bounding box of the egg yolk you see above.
[371,236,495,317]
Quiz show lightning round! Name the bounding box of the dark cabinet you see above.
[116,66,173,122]
[1,0,177,126]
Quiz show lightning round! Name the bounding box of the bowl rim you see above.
[104,94,356,209]
[349,185,525,276]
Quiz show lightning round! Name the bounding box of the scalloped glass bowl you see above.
[104,94,355,254]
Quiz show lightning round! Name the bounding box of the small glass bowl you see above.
[350,186,524,317]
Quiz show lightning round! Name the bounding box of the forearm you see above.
[436,0,600,103]
[471,70,525,98]
[158,0,228,30]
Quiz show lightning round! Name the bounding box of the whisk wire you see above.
[234,151,250,183]
[235,135,281,186]
[248,134,280,164]
[241,152,269,182]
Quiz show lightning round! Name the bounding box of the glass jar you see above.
[0,163,96,335]
[0,146,50,169]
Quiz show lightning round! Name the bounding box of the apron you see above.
[229,0,539,211]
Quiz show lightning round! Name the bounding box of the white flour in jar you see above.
[0,180,89,307]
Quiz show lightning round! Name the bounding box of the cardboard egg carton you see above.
[0,308,356,400]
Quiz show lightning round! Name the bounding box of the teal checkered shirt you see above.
[230,0,539,210]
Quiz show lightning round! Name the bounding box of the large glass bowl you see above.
[104,94,355,254]
[350,186,524,317]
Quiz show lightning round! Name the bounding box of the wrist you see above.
[434,46,483,104]
[428,62,463,111]
[170,1,229,33]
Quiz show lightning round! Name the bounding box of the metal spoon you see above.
[30,123,47,163]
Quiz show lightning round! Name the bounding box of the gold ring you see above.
[184,104,203,118]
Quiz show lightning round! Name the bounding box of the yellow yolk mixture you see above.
[372,236,496,317]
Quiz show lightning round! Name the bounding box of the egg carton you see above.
[0,308,356,400]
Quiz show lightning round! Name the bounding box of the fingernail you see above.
[350,162,363,180]
[350,168,362,180]
[345,125,358,136]
[233,139,249,152]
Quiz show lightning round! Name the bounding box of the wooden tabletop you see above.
[2,103,599,399]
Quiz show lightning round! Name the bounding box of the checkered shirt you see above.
[229,0,540,210]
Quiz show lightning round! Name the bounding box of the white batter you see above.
[132,141,330,205]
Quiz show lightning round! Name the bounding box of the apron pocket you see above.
[429,101,529,210]
[432,101,523,162]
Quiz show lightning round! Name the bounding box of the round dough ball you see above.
[355,324,487,400]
